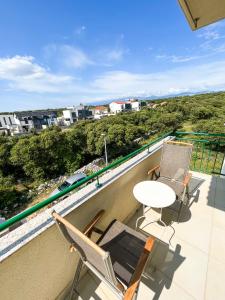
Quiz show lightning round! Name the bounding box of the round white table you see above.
[133,181,176,229]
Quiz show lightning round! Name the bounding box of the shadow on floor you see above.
[74,239,185,300]
[207,175,225,211]
[161,176,205,224]
[140,240,185,300]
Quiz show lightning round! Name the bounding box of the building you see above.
[109,100,146,113]
[13,110,58,132]
[127,100,147,111]
[109,101,132,114]
[63,105,93,125]
[0,114,21,135]
[92,106,109,119]
[93,106,108,115]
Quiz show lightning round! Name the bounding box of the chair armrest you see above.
[123,236,155,300]
[83,210,105,237]
[183,173,192,187]
[147,165,160,175]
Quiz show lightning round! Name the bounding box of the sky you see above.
[0,0,225,112]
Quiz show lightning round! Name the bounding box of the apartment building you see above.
[14,110,58,132]
[63,105,93,125]
[0,114,20,135]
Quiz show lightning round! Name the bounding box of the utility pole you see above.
[101,133,108,166]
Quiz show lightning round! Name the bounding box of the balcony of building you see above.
[0,132,224,300]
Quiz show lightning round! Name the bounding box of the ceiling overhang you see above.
[178,0,225,30]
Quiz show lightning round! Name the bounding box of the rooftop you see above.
[14,110,57,119]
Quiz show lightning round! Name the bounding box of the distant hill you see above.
[87,90,225,106]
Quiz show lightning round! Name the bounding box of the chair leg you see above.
[186,186,190,203]
[69,259,83,300]
[177,201,183,222]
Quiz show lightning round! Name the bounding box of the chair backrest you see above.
[160,141,193,182]
[52,211,118,286]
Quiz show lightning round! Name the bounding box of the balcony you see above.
[76,172,225,300]
[0,132,224,300]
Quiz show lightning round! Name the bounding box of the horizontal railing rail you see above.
[175,131,225,175]
[0,131,173,232]
[175,131,225,138]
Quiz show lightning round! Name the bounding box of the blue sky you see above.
[0,0,225,111]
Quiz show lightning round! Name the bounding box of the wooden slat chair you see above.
[52,210,155,300]
[148,141,193,220]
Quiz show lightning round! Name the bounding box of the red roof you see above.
[113,101,126,104]
[95,106,107,110]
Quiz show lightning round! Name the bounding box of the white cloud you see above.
[1,55,225,107]
[197,21,225,54]
[91,60,225,98]
[198,29,221,41]
[44,44,94,69]
[59,45,93,68]
[105,49,125,62]
[97,47,128,66]
[156,54,200,63]
[0,55,74,93]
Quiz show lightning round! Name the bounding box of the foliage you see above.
[0,91,225,212]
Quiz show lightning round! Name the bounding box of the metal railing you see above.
[0,131,172,232]
[1,130,224,233]
[175,131,225,175]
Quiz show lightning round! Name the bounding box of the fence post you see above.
[95,176,102,188]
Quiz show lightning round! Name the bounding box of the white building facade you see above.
[0,114,21,135]
[109,101,127,114]
[63,105,93,125]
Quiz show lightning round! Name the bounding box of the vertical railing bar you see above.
[206,143,212,173]
[212,141,219,173]
[95,175,102,188]
[193,141,198,170]
[200,142,205,172]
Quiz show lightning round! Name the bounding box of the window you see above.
[3,117,7,125]
[0,121,2,127]
[8,117,12,125]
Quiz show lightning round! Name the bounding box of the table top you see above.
[133,180,176,208]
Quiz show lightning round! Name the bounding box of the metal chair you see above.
[148,141,193,220]
[52,210,155,300]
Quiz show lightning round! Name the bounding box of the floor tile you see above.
[137,270,195,300]
[149,238,208,300]
[205,258,225,300]
[210,225,225,264]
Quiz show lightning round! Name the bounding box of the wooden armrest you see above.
[123,236,155,300]
[147,165,160,175]
[183,173,192,187]
[83,209,105,237]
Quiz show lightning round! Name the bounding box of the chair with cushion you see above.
[148,141,193,220]
[52,210,155,300]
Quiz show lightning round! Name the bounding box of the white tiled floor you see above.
[73,172,225,300]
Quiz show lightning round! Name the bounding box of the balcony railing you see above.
[175,131,225,176]
[0,130,224,234]
[0,131,173,233]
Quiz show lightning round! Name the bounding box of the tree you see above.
[10,128,68,181]
[0,136,18,178]
[191,107,214,122]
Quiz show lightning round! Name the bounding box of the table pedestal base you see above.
[135,206,175,245]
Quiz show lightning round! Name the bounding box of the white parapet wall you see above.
[0,136,172,300]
